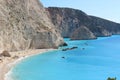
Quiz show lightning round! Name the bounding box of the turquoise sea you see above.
[8,35,120,80]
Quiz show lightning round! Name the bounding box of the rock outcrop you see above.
[0,50,11,57]
[0,0,64,51]
[46,7,120,40]
[71,26,96,40]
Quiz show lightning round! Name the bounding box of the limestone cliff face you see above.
[90,16,120,36]
[71,26,96,40]
[46,7,93,38]
[47,7,120,40]
[0,0,64,51]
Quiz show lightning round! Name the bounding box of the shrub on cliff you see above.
[107,77,116,80]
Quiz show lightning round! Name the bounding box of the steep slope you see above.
[0,0,64,51]
[71,26,96,40]
[47,7,120,40]
[90,16,120,36]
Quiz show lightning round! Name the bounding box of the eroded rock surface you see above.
[47,7,120,40]
[0,0,64,51]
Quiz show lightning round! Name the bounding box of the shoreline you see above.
[0,49,55,80]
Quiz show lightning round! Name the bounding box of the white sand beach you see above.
[0,49,54,80]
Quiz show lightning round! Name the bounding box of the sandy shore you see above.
[0,49,54,80]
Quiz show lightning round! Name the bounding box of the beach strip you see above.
[0,49,54,80]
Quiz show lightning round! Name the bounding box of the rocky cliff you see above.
[0,0,64,51]
[47,7,120,40]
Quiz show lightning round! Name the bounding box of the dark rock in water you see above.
[62,46,78,51]
[71,47,78,49]
[82,48,85,50]
[62,56,65,59]
[60,42,68,46]
[47,7,120,40]
[62,48,69,51]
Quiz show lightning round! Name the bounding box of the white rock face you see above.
[0,0,64,51]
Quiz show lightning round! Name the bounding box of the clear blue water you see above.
[9,35,120,80]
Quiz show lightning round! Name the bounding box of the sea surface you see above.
[8,35,120,80]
